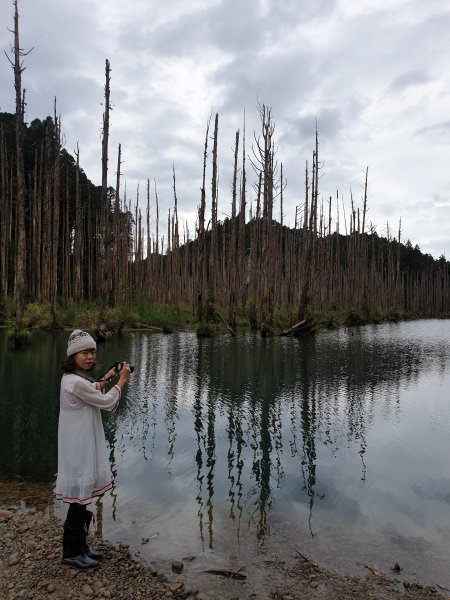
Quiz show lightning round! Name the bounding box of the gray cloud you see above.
[388,70,430,93]
[0,0,449,258]
[414,120,450,138]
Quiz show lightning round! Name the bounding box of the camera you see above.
[113,361,134,373]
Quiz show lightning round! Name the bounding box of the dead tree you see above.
[207,113,219,322]
[298,124,319,322]
[6,0,32,328]
[99,58,111,304]
[196,115,211,322]
[0,125,10,310]
[51,102,61,321]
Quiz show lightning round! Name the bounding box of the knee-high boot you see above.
[83,510,104,560]
[62,522,100,569]
[62,503,99,569]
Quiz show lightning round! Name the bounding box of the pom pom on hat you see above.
[67,329,97,356]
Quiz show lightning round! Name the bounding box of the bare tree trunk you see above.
[207,113,219,322]
[62,169,71,302]
[99,58,111,304]
[0,125,10,310]
[73,144,83,301]
[298,127,319,321]
[196,116,211,322]
[228,129,239,332]
[51,102,61,322]
[10,0,30,328]
[145,178,151,300]
[172,164,181,304]
[238,112,247,307]
[112,143,122,300]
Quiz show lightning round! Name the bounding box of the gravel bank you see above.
[0,504,195,600]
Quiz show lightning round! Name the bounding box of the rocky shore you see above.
[1,488,448,600]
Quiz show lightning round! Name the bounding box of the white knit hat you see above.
[67,329,97,356]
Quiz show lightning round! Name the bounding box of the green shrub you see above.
[75,306,100,329]
[134,301,192,328]
[100,306,124,329]
[22,302,53,328]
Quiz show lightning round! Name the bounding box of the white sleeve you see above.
[71,378,121,412]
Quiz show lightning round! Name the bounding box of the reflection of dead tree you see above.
[205,395,216,550]
[95,499,103,537]
[255,508,270,554]
[247,396,275,553]
[164,396,177,478]
[194,395,206,551]
[192,341,217,550]
[300,397,317,538]
[226,404,244,547]
[358,432,367,482]
[296,339,318,536]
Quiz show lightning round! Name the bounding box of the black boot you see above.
[62,522,100,569]
[83,510,104,560]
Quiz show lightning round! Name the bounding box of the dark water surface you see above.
[1,321,450,591]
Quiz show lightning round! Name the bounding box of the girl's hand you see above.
[118,362,131,384]
[105,367,117,380]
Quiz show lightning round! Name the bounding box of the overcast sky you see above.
[1,0,449,258]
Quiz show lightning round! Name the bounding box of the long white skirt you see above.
[55,374,120,504]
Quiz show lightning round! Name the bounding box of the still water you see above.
[1,321,450,591]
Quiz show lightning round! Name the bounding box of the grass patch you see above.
[22,302,54,328]
[99,306,125,329]
[133,301,194,328]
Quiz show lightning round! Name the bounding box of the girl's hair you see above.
[61,355,100,373]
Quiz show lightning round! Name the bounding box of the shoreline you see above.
[0,481,447,600]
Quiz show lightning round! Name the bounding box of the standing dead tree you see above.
[196,115,211,322]
[0,124,11,311]
[207,113,219,322]
[297,124,319,323]
[5,0,32,330]
[99,58,111,305]
[228,129,240,333]
[51,100,61,322]
[249,103,280,332]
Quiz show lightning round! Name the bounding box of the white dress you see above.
[55,373,121,505]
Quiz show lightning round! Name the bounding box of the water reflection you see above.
[0,330,62,481]
[2,322,450,586]
[102,324,450,559]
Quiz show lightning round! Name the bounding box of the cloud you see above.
[388,70,430,93]
[414,120,450,138]
[0,0,449,258]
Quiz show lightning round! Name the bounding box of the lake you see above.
[1,320,450,594]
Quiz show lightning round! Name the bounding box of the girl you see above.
[55,329,131,568]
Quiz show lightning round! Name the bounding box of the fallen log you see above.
[279,319,307,337]
[213,308,237,336]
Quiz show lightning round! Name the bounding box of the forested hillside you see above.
[1,108,449,334]
[1,1,449,335]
